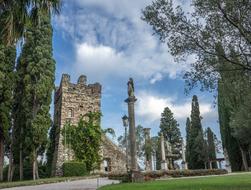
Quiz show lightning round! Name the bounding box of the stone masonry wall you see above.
[51,74,127,176]
[51,74,101,176]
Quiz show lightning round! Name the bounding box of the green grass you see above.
[100,173,251,190]
[0,175,98,189]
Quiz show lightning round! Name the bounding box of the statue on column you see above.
[127,78,134,97]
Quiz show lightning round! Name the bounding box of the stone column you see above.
[125,96,137,171]
[160,133,167,170]
[144,128,152,171]
[125,123,129,171]
[181,140,188,169]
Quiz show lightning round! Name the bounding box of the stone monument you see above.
[160,132,168,170]
[125,78,138,171]
[181,140,188,169]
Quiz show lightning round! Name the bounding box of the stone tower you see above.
[51,74,101,176]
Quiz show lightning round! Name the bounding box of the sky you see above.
[51,0,221,141]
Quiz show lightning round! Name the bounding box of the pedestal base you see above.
[225,164,232,173]
[130,170,144,182]
[161,161,168,170]
[181,162,188,170]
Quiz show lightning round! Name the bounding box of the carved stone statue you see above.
[127,78,134,97]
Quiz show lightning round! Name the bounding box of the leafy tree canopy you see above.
[142,0,251,92]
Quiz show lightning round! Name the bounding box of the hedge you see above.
[62,162,88,177]
[106,169,228,182]
[143,169,228,179]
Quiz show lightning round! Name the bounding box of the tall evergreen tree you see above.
[188,95,205,169]
[0,44,16,181]
[160,107,182,168]
[217,45,251,171]
[218,81,242,171]
[206,128,217,169]
[185,117,191,167]
[13,11,55,180]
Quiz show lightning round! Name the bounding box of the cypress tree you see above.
[217,44,249,171]
[218,81,242,171]
[14,11,55,180]
[160,107,182,168]
[0,44,16,181]
[185,117,191,167]
[206,128,217,169]
[189,95,205,169]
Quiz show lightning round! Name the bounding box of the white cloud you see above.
[55,1,189,84]
[136,91,215,123]
[150,73,163,84]
[74,42,186,83]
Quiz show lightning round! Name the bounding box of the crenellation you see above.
[61,73,71,85]
[77,75,87,85]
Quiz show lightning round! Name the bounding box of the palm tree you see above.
[0,0,61,45]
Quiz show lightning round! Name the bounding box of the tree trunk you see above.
[8,152,12,182]
[19,143,23,180]
[0,138,4,181]
[32,155,36,180]
[8,164,15,182]
[240,146,249,171]
[8,131,14,182]
[35,160,39,179]
[8,163,13,182]
[204,162,207,169]
[32,150,38,180]
[209,161,212,169]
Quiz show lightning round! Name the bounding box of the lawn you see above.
[99,173,251,190]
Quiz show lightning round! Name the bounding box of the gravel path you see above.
[1,178,119,190]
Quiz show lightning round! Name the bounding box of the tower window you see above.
[68,108,74,118]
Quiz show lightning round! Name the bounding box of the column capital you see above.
[125,96,137,103]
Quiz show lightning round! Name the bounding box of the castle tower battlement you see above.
[51,74,101,176]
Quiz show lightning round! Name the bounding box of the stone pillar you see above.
[181,140,188,169]
[125,96,137,171]
[219,161,222,169]
[160,133,167,170]
[144,128,152,171]
[124,123,129,171]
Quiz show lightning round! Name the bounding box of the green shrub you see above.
[62,162,88,177]
[143,169,228,179]
[106,172,130,182]
[107,169,228,183]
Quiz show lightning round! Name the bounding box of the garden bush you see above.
[62,162,88,177]
[143,169,228,179]
[106,169,228,182]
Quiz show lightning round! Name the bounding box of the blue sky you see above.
[51,0,220,140]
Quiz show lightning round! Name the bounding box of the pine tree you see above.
[206,128,217,169]
[0,44,16,181]
[188,95,205,169]
[13,11,55,180]
[160,107,182,168]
